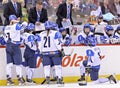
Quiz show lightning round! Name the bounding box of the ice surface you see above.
[0,82,120,88]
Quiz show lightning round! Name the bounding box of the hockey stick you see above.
[41,79,46,85]
[64,48,74,56]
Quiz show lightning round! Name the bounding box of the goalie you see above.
[78,35,117,85]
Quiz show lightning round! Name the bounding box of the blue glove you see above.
[0,37,6,45]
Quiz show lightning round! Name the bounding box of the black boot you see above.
[108,75,117,84]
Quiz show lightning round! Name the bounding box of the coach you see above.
[3,0,22,25]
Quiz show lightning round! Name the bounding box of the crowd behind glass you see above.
[0,0,120,45]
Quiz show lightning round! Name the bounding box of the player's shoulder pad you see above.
[16,23,22,30]
[27,35,35,42]
[35,34,41,41]
[54,31,62,39]
[78,35,85,41]
[86,49,94,56]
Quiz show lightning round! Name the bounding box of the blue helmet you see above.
[90,26,95,32]
[9,15,17,21]
[86,35,97,46]
[59,27,66,32]
[44,21,53,30]
[84,23,91,29]
[105,25,114,31]
[52,23,58,30]
[117,25,120,30]
[27,23,35,30]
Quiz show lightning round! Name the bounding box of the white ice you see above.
[0,82,120,88]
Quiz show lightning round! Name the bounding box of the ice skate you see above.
[46,76,50,84]
[26,78,36,85]
[7,78,14,86]
[18,77,25,86]
[78,76,85,81]
[108,75,117,84]
[57,78,64,87]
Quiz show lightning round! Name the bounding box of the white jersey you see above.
[38,30,62,52]
[114,32,120,38]
[4,23,21,42]
[60,34,71,45]
[22,32,37,51]
[86,46,101,66]
[77,31,93,44]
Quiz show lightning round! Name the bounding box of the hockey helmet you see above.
[84,23,91,29]
[105,25,114,31]
[59,27,66,32]
[27,23,35,30]
[44,21,53,30]
[116,25,120,30]
[52,23,58,30]
[9,15,17,22]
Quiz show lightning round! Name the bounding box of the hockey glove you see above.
[59,49,65,57]
[85,65,92,73]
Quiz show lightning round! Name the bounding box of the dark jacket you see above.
[3,1,22,25]
[56,3,73,28]
[28,7,48,24]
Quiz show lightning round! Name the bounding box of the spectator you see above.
[90,4,102,17]
[56,0,73,34]
[2,0,9,5]
[0,15,3,25]
[114,0,120,17]
[28,0,48,25]
[98,15,108,25]
[3,0,22,25]
[107,0,118,16]
[99,1,109,15]
[18,0,28,22]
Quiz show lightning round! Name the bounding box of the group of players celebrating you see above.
[0,14,119,86]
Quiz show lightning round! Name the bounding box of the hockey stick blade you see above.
[79,83,87,86]
[41,79,46,85]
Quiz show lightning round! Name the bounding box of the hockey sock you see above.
[6,63,13,78]
[16,65,22,78]
[80,63,86,76]
[26,68,35,80]
[44,65,50,77]
[55,65,62,79]
[51,66,56,78]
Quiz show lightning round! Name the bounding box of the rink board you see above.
[0,44,120,86]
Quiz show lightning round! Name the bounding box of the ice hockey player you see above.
[78,35,117,85]
[59,27,72,46]
[4,15,25,86]
[112,25,120,44]
[77,23,93,45]
[38,21,64,85]
[22,23,37,84]
[100,25,115,44]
